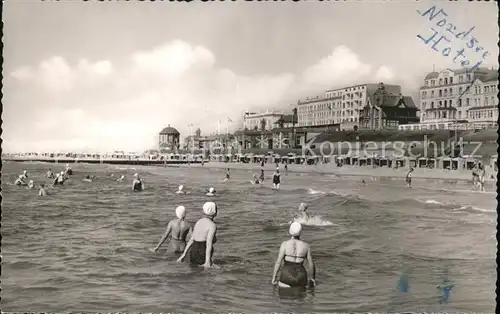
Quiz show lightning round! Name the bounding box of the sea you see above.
[1,161,497,313]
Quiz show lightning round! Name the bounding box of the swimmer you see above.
[177,201,218,268]
[176,185,185,194]
[53,173,61,186]
[57,171,66,185]
[273,168,281,190]
[27,180,35,189]
[116,175,125,182]
[223,168,230,183]
[152,206,193,254]
[284,162,288,174]
[14,175,27,186]
[251,174,260,185]
[132,173,144,191]
[298,203,309,220]
[65,164,73,175]
[83,174,93,183]
[405,167,413,188]
[259,168,265,183]
[21,170,28,179]
[206,187,216,196]
[46,169,55,179]
[38,184,47,196]
[362,179,366,185]
[271,222,316,288]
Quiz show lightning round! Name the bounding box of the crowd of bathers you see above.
[13,163,316,288]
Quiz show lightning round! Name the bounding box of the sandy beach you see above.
[175,161,496,184]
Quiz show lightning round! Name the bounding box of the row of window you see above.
[424,74,472,87]
[422,96,497,109]
[297,117,360,126]
[469,110,496,120]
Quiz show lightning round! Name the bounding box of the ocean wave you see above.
[307,188,326,195]
[452,205,495,213]
[291,215,335,226]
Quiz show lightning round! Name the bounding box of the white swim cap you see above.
[289,222,302,237]
[29,180,34,183]
[18,175,23,179]
[299,203,308,211]
[23,170,27,173]
[66,164,69,167]
[178,185,184,191]
[134,173,138,177]
[60,171,64,175]
[203,201,217,216]
[175,206,186,219]
[209,187,215,193]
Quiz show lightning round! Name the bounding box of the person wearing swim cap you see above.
[223,168,230,183]
[21,170,28,179]
[27,180,35,189]
[46,169,55,179]
[57,171,66,185]
[273,168,281,190]
[65,164,73,175]
[298,203,309,220]
[272,222,316,288]
[132,173,144,192]
[15,175,27,186]
[176,185,185,194]
[177,202,218,268]
[206,187,216,196]
[38,184,47,196]
[116,175,125,182]
[152,206,193,254]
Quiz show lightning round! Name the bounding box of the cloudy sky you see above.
[3,1,498,153]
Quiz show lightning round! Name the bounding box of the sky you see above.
[3,0,498,153]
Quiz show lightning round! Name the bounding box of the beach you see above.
[1,161,496,313]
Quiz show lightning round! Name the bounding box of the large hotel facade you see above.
[399,67,498,131]
[296,83,418,130]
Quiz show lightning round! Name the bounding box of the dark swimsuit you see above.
[273,174,280,184]
[280,254,308,287]
[189,236,217,265]
[133,180,142,191]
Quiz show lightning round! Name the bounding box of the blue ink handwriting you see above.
[416,5,490,71]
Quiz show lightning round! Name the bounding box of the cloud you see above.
[5,40,410,153]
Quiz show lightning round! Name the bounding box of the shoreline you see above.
[4,157,496,184]
[174,161,497,184]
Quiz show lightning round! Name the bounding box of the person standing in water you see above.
[273,168,281,190]
[38,184,47,196]
[259,168,265,183]
[272,222,316,288]
[46,169,55,179]
[223,168,230,183]
[21,170,28,179]
[251,174,260,185]
[477,164,486,192]
[27,180,35,189]
[176,185,185,194]
[57,171,66,185]
[284,162,288,175]
[152,206,192,254]
[177,202,218,268]
[405,167,413,188]
[15,175,27,186]
[206,187,216,196]
[132,173,144,191]
[298,203,309,220]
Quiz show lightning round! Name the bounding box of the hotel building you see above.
[399,67,498,131]
[297,83,414,130]
[243,110,284,131]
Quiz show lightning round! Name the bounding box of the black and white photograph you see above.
[1,0,498,312]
